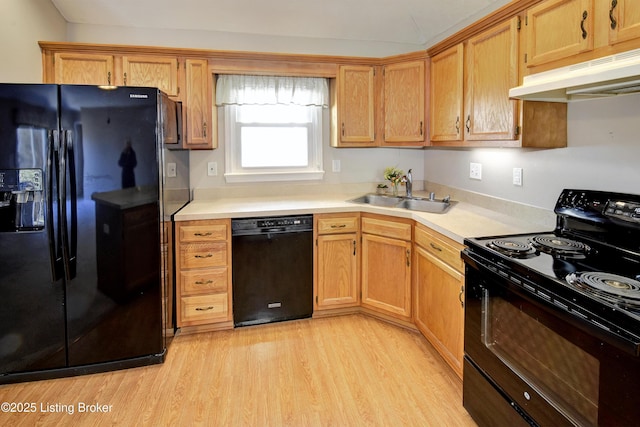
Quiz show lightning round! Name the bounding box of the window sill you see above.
[224,170,325,183]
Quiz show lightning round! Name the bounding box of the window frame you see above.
[223,103,325,183]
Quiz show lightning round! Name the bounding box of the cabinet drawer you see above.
[180,242,227,269]
[362,217,412,241]
[179,223,228,242]
[317,216,359,234]
[181,294,228,323]
[181,267,228,295]
[415,226,463,272]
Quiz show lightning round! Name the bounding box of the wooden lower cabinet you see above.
[413,224,465,378]
[314,213,360,310]
[175,219,232,330]
[360,214,412,321]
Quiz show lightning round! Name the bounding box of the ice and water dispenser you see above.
[0,168,45,232]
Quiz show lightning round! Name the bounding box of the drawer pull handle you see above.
[195,280,213,285]
[459,285,465,308]
[353,240,357,256]
[195,254,213,259]
[331,224,347,229]
[406,249,411,267]
[195,306,214,311]
[430,243,443,252]
[194,232,212,236]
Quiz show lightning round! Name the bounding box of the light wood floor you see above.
[0,314,476,426]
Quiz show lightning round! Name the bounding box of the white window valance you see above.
[216,75,329,107]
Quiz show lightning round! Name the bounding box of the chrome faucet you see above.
[405,169,413,198]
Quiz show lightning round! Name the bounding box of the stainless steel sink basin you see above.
[398,197,451,213]
[348,193,453,213]
[349,194,405,207]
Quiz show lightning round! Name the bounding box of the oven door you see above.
[463,254,640,427]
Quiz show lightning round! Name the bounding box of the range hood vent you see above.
[509,48,640,102]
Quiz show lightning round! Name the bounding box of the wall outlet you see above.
[166,162,177,178]
[469,162,482,180]
[207,161,218,177]
[513,167,523,186]
[332,159,341,172]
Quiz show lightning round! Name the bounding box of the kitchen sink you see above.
[348,193,453,213]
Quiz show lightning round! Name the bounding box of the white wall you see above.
[423,93,640,210]
[0,0,66,83]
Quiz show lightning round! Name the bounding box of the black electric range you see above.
[462,189,640,426]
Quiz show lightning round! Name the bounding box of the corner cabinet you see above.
[431,19,520,146]
[430,17,567,148]
[331,66,376,147]
[382,60,425,146]
[175,219,233,331]
[361,214,412,322]
[413,223,465,378]
[314,213,360,311]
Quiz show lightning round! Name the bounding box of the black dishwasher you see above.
[231,214,313,327]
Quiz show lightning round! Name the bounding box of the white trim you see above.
[224,170,325,183]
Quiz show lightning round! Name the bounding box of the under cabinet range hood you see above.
[509,48,640,102]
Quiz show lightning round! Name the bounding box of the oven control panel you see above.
[605,200,640,223]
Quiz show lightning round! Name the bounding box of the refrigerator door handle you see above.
[66,130,78,279]
[59,130,77,280]
[47,130,63,281]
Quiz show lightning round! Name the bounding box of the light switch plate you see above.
[470,162,482,180]
[332,159,341,172]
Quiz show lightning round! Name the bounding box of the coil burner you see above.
[530,235,591,259]
[566,272,640,309]
[487,239,537,258]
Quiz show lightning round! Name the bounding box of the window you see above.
[216,75,328,183]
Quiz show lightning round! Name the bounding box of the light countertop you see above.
[174,191,551,244]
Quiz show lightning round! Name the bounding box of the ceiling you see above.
[50,0,512,49]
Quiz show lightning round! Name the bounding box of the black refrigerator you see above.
[0,84,190,384]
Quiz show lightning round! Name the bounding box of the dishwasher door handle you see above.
[262,227,287,233]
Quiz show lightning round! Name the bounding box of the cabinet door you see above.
[122,55,179,97]
[430,45,464,143]
[414,245,464,378]
[337,65,376,146]
[465,18,519,141]
[185,59,214,149]
[53,53,114,85]
[316,233,359,309]
[383,60,425,144]
[361,233,411,320]
[609,0,640,45]
[526,0,595,67]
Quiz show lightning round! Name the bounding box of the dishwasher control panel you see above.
[232,214,313,235]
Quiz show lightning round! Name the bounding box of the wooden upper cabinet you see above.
[609,0,640,45]
[53,52,114,85]
[121,55,180,97]
[465,17,519,141]
[184,59,214,149]
[383,60,425,145]
[430,45,464,143]
[525,0,595,68]
[334,65,376,146]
